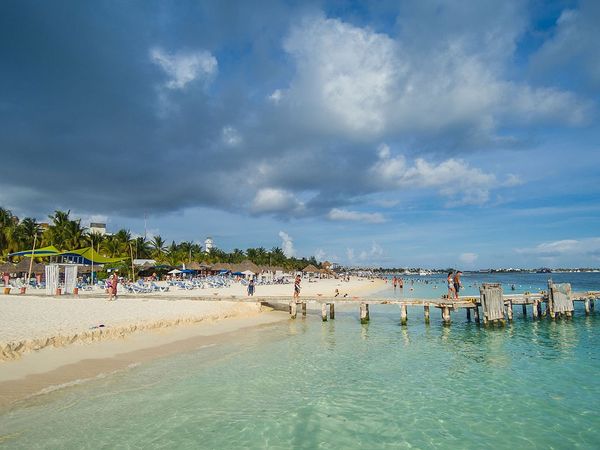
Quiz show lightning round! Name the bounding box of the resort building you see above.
[89,222,107,235]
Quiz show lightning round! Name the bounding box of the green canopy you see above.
[59,247,127,264]
[8,245,60,258]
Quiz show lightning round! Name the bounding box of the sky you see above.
[1,0,599,269]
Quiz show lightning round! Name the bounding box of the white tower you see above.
[204,236,214,253]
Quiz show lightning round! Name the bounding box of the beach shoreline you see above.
[0,277,386,410]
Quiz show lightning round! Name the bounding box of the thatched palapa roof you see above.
[302,264,320,273]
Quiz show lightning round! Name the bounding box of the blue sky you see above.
[1,0,599,268]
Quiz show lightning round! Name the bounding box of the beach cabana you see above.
[58,247,127,265]
[8,245,61,258]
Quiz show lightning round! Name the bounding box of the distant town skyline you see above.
[1,1,599,268]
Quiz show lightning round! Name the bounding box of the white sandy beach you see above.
[0,277,386,408]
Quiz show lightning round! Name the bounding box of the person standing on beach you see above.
[453,271,462,300]
[447,272,455,300]
[293,274,301,298]
[247,278,255,296]
[108,273,118,301]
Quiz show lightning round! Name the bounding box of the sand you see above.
[0,276,386,409]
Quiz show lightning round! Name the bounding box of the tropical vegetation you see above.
[0,207,320,271]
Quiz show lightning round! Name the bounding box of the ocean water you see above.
[1,274,600,449]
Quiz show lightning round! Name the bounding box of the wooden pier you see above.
[264,283,600,327]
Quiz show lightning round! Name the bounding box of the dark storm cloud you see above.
[0,0,594,222]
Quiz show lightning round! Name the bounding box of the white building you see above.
[89,222,107,235]
[204,237,214,253]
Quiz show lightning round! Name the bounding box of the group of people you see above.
[447,270,463,300]
[391,276,404,289]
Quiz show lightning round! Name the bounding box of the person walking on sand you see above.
[108,272,118,301]
[447,271,455,300]
[247,278,255,296]
[293,274,301,298]
[453,271,462,300]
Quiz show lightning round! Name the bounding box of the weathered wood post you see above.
[473,305,480,324]
[442,306,451,325]
[321,303,328,321]
[424,303,430,324]
[548,281,573,320]
[360,302,370,324]
[507,300,513,322]
[479,283,504,327]
[590,298,595,311]
[302,302,307,317]
[290,301,297,319]
[584,298,591,315]
[329,303,335,320]
[466,307,471,322]
[522,303,527,317]
[532,299,539,319]
[400,303,408,326]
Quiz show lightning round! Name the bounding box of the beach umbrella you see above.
[0,262,16,272]
[168,269,182,274]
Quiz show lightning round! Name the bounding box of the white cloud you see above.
[222,126,242,147]
[268,89,283,103]
[281,13,588,141]
[516,238,600,259]
[530,3,600,90]
[150,47,217,90]
[346,248,355,262]
[369,147,516,205]
[327,208,385,224]
[279,231,295,257]
[251,188,304,214]
[284,15,403,136]
[459,252,479,265]
[314,248,326,261]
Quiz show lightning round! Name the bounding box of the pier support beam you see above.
[590,299,595,312]
[532,299,539,319]
[302,302,307,317]
[424,304,430,324]
[522,304,527,317]
[360,303,370,324]
[290,301,297,319]
[321,303,328,321]
[400,304,408,326]
[330,303,335,320]
[473,306,480,324]
[442,306,451,326]
[507,301,513,322]
[466,308,471,322]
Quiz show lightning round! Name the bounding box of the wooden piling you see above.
[424,303,430,324]
[473,305,480,324]
[591,299,595,312]
[290,301,297,319]
[466,308,471,322]
[507,300,513,322]
[584,299,590,315]
[329,303,335,320]
[522,304,527,317]
[321,303,328,321]
[537,300,543,318]
[442,306,451,325]
[360,303,369,324]
[532,299,539,319]
[302,302,307,317]
[400,303,408,326]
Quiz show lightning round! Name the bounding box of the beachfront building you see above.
[89,222,107,235]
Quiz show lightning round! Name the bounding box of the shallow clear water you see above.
[2,274,600,449]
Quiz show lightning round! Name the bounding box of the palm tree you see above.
[149,235,167,258]
[17,218,42,250]
[101,236,122,258]
[132,237,151,259]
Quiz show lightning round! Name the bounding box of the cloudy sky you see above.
[1,0,599,268]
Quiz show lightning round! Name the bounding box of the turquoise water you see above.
[383,272,600,299]
[2,274,600,449]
